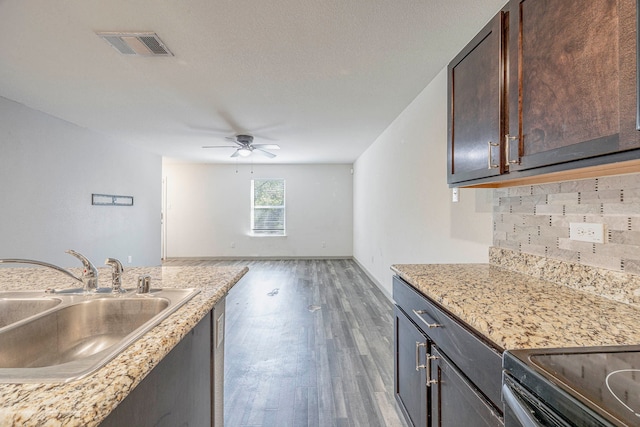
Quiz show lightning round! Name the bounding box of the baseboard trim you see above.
[352,257,393,302]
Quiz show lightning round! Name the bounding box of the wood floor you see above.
[163,259,405,427]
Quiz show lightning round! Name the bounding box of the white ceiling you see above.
[0,0,505,164]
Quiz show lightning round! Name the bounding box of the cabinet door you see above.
[448,11,506,185]
[101,312,213,427]
[430,346,503,427]
[506,0,640,171]
[394,307,429,427]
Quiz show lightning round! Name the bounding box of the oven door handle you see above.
[502,383,544,427]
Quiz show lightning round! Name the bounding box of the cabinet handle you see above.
[426,354,438,387]
[415,342,427,371]
[487,141,500,169]
[505,134,520,166]
[412,309,441,328]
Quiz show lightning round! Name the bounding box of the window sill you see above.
[249,233,287,237]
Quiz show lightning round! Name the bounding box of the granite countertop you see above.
[391,263,640,351]
[0,265,248,427]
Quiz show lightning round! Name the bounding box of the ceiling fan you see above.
[203,134,280,158]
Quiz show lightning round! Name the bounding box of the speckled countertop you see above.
[391,263,640,351]
[0,265,248,427]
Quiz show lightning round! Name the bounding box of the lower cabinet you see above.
[101,297,226,427]
[393,276,503,427]
[395,306,429,426]
[430,346,503,426]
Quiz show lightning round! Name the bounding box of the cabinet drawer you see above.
[393,275,503,408]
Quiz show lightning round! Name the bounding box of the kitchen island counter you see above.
[392,262,640,351]
[0,264,248,426]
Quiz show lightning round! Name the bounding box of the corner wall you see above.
[162,163,353,258]
[0,96,161,267]
[353,68,494,296]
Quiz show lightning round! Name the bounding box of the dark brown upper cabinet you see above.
[448,0,640,187]
[507,0,634,170]
[448,12,506,184]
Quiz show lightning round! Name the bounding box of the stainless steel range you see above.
[503,345,640,427]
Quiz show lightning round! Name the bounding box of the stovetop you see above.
[504,345,640,427]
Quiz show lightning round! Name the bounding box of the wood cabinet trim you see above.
[460,157,640,188]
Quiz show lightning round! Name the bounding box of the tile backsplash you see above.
[493,172,640,275]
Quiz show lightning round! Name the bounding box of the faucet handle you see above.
[66,250,99,291]
[105,258,125,293]
[137,275,151,294]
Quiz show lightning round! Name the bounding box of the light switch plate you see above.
[452,188,459,203]
[569,222,605,244]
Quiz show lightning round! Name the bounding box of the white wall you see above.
[163,163,353,258]
[353,68,494,296]
[0,96,162,267]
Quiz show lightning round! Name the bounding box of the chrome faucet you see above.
[66,250,99,292]
[105,257,125,293]
[0,249,99,292]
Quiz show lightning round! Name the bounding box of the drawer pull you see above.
[505,134,520,166]
[415,341,427,371]
[487,141,500,169]
[426,354,438,387]
[412,309,442,328]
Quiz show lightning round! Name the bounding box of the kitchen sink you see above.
[0,293,62,329]
[0,288,199,383]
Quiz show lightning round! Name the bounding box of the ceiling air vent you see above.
[96,32,173,56]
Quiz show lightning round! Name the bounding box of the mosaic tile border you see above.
[493,173,640,274]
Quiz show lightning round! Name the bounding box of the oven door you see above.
[502,374,572,427]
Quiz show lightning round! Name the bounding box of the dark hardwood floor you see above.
[163,259,405,427]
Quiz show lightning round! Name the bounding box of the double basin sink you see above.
[0,288,199,383]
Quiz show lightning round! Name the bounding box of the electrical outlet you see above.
[322,241,326,248]
[569,222,605,244]
[127,255,132,263]
[231,242,235,248]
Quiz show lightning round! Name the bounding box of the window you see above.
[251,179,285,236]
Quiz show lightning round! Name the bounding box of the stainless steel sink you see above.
[0,293,62,329]
[0,288,199,383]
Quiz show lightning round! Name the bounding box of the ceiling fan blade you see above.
[247,123,282,134]
[230,149,241,158]
[254,148,277,158]
[189,125,232,134]
[252,144,280,150]
[217,110,245,136]
[202,145,238,148]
